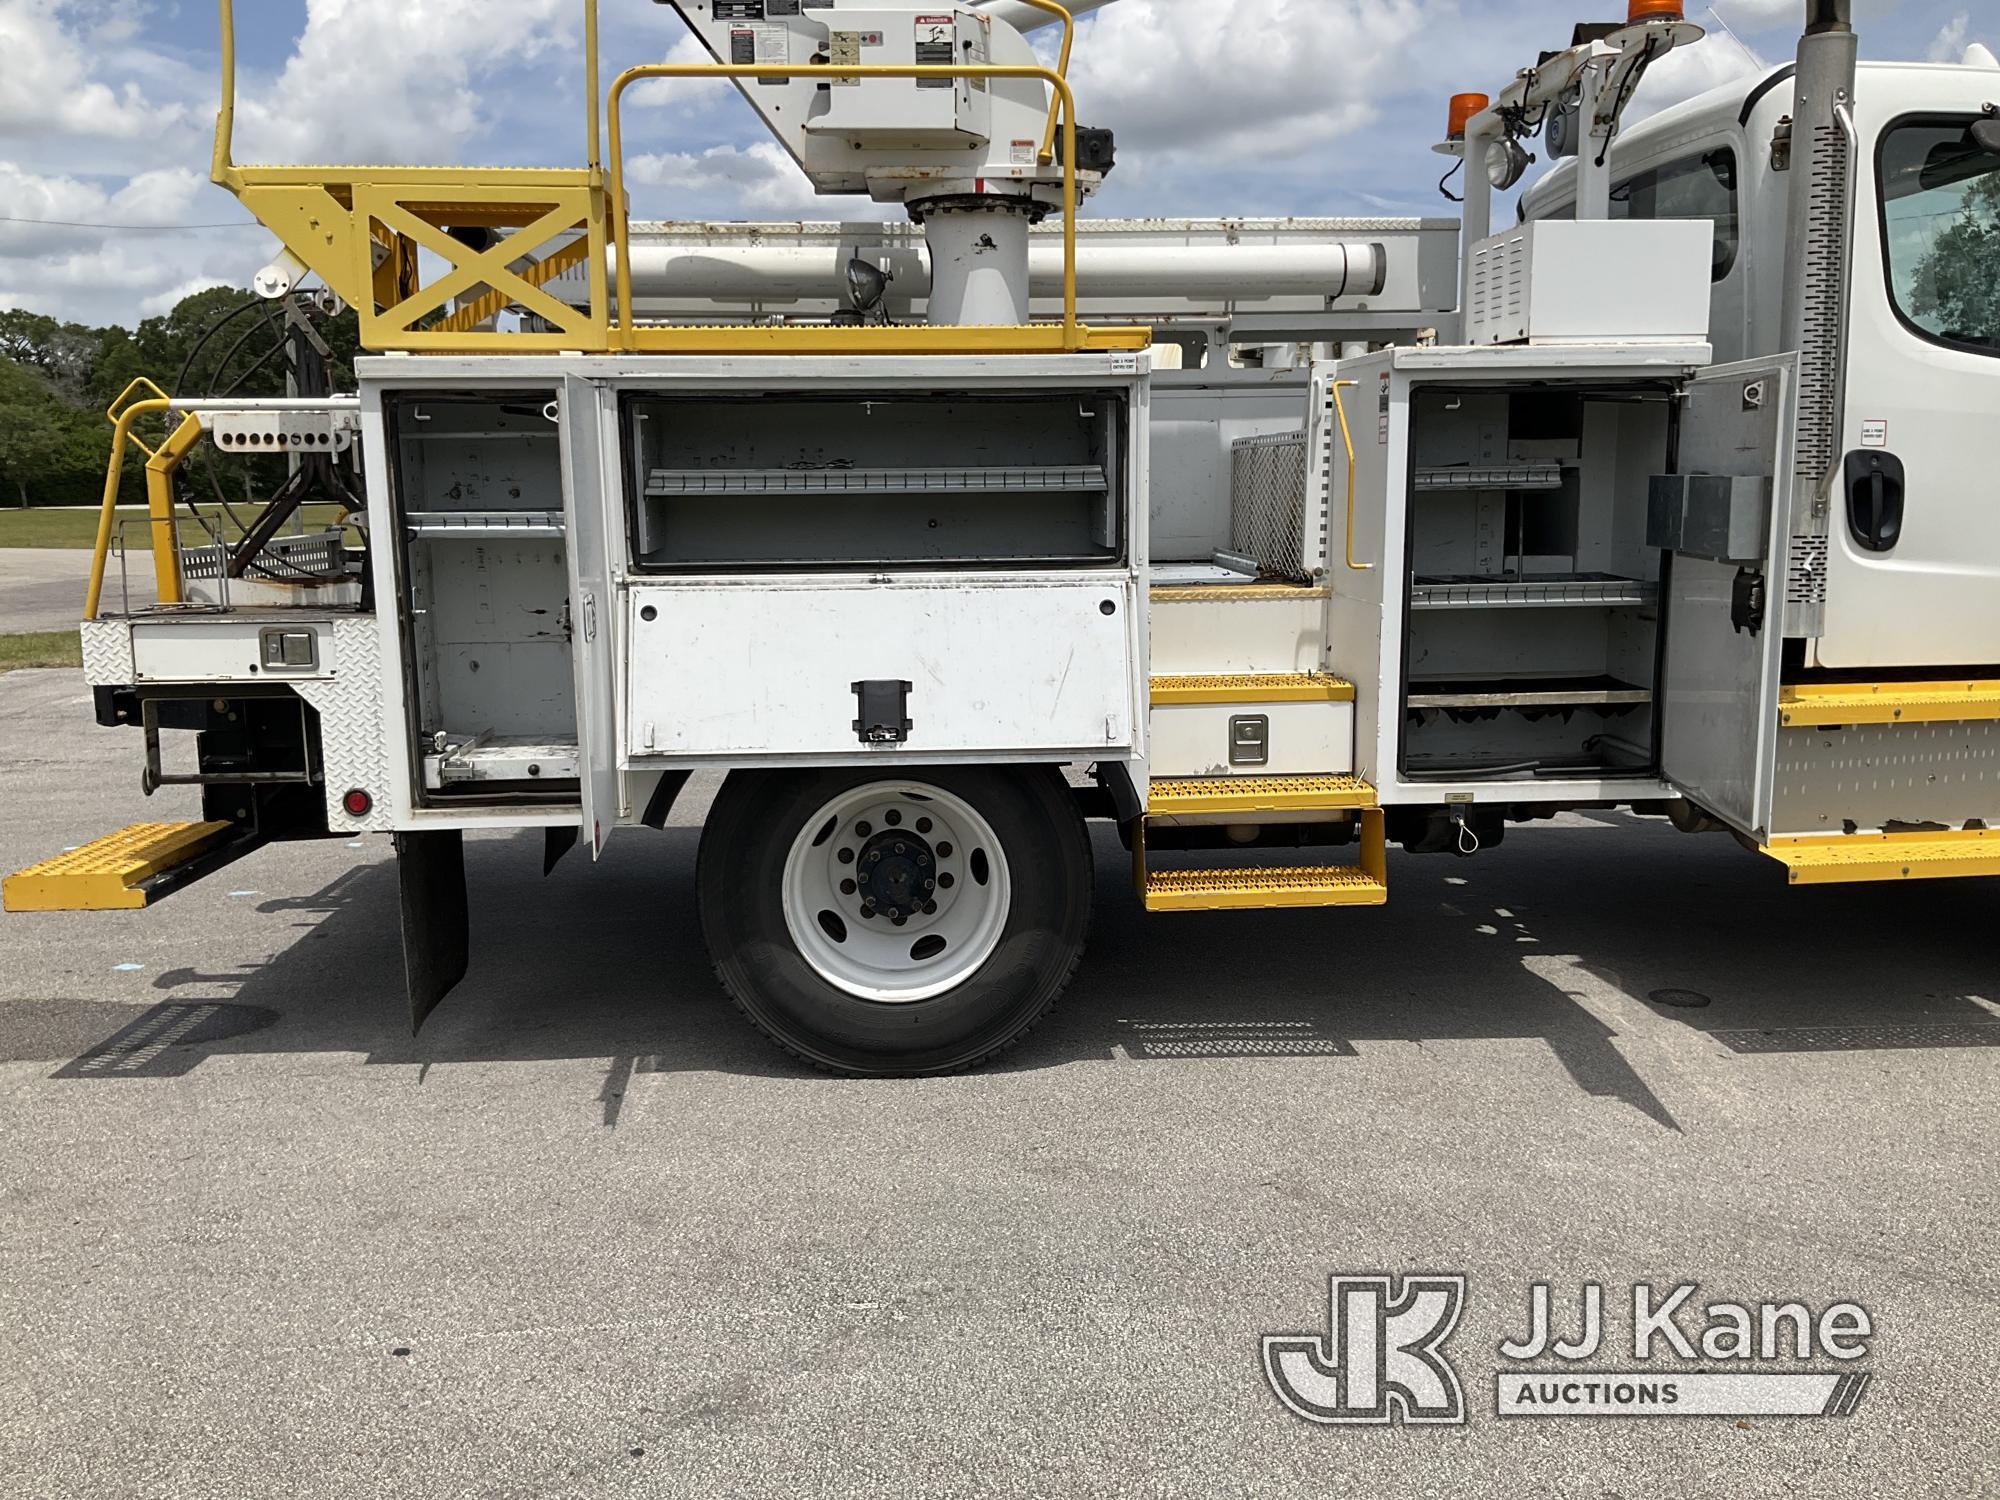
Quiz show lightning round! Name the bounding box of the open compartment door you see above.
[559,375,620,857]
[1658,357,1798,839]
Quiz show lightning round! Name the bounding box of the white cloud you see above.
[1925,12,1969,61]
[0,0,189,141]
[626,141,825,219]
[234,0,577,165]
[1067,0,1427,165]
[1629,32,1767,122]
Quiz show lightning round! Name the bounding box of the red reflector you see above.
[342,789,373,817]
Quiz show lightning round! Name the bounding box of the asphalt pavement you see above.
[0,550,155,633]
[1,666,1994,1498]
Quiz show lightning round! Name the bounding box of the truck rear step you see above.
[1762,829,2000,885]
[1150,672,1355,705]
[1136,774,1388,912]
[4,822,258,912]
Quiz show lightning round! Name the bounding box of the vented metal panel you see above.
[1229,432,1311,581]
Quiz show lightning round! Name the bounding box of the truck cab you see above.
[1523,58,2000,671]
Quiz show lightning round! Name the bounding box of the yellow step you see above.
[1778,680,2000,727]
[1149,774,1377,818]
[1763,829,2000,885]
[1150,584,1330,604]
[5,822,237,912]
[1150,672,1355,706]
[1143,864,1389,912]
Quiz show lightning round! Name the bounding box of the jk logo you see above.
[1263,1274,1467,1425]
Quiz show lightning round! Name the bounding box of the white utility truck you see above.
[9,0,1998,1074]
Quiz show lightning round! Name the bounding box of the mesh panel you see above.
[1229,432,1311,581]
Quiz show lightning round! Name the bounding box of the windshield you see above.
[1879,116,2000,356]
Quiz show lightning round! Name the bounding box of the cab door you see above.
[1820,107,2000,669]
[1658,357,1798,839]
[558,375,620,856]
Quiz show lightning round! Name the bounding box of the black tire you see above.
[697,765,1093,1076]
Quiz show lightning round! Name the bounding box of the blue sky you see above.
[0,0,1990,326]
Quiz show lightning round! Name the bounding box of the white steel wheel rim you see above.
[780,781,1013,1004]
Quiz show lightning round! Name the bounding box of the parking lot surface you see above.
[1,667,1994,1498]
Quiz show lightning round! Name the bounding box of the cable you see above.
[1438,158,1465,204]
[0,214,260,230]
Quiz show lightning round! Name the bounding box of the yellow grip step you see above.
[1149,774,1377,818]
[1143,864,1389,912]
[1778,680,2000,727]
[1762,829,2000,885]
[1151,672,1355,706]
[5,822,237,912]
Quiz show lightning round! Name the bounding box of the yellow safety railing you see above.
[201,0,1145,357]
[606,61,1096,353]
[87,382,184,619]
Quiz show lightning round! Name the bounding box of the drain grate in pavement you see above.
[53,1002,280,1079]
[1115,1020,1356,1060]
[1712,1022,2000,1055]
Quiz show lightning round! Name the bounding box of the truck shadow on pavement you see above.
[40,817,2000,1127]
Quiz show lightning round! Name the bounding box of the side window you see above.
[1607,148,1741,282]
[1878,116,2000,357]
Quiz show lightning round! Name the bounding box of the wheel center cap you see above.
[855,830,935,915]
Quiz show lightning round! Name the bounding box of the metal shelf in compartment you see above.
[1414,463,1566,492]
[406,510,565,539]
[1406,677,1653,710]
[1411,573,1658,609]
[645,465,1109,498]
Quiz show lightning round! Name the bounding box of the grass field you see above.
[0,505,351,551]
[0,632,84,673]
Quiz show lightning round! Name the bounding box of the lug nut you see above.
[923,901,938,915]
[893,841,906,855]
[840,879,857,896]
[937,842,953,858]
[891,913,907,926]
[838,848,855,865]
[924,878,935,892]
[885,810,901,826]
[939,873,955,889]
[917,854,930,867]
[916,818,932,834]
[855,821,872,837]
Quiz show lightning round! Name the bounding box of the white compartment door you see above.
[559,376,619,856]
[1659,357,1798,839]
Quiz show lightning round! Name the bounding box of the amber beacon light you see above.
[1446,93,1491,140]
[1627,0,1685,20]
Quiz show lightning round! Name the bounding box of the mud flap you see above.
[396,830,468,1033]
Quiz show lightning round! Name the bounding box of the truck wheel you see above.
[698,766,1092,1076]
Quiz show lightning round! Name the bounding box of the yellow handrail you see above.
[213,0,603,182]
[1006,0,1077,164]
[607,62,1086,349]
[86,396,173,620]
[1330,379,1374,572]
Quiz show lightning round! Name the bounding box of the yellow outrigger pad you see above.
[5,822,237,912]
[1763,829,2000,885]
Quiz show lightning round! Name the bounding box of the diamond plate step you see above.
[5,822,241,912]
[1763,830,2000,885]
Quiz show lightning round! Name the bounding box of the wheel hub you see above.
[854,830,935,920]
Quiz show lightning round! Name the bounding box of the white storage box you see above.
[1465,219,1713,346]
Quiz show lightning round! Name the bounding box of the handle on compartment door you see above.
[1331,379,1374,572]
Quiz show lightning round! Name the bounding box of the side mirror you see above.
[1972,115,2000,157]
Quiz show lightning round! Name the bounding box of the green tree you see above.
[0,358,92,507]
[1910,172,2000,345]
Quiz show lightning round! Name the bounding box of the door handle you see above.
[1843,450,1905,553]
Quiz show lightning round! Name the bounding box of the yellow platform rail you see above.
[208,0,1147,357]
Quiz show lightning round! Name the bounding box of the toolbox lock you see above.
[852,680,914,746]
